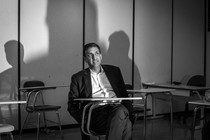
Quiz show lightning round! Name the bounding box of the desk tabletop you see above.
[143,82,210,91]
[19,85,69,91]
[188,100,210,106]
[127,88,175,93]
[0,100,26,105]
[74,97,142,101]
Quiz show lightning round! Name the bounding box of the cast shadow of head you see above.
[0,40,25,101]
[0,40,27,122]
[103,31,142,88]
[44,0,98,83]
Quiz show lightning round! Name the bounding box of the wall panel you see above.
[20,0,83,125]
[134,0,172,87]
[0,0,19,129]
[173,0,205,82]
[85,0,133,85]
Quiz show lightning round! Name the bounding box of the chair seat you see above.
[0,124,14,133]
[27,105,61,112]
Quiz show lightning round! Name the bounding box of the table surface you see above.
[143,82,210,91]
[188,100,210,106]
[0,100,26,105]
[127,88,175,93]
[19,85,69,91]
[74,97,142,101]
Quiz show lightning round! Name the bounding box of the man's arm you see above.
[107,65,135,124]
[67,75,83,123]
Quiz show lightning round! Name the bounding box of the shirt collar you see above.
[90,65,104,75]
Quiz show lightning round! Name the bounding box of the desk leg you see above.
[191,106,201,140]
[149,94,165,119]
[170,93,173,140]
[152,94,155,118]
[149,92,173,140]
[193,91,204,129]
[144,95,147,140]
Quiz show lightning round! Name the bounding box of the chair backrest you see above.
[24,81,45,88]
[0,124,14,133]
[23,81,45,112]
[180,75,191,85]
[187,75,206,87]
[0,123,14,140]
[187,75,206,96]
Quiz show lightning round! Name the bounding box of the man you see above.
[68,43,134,140]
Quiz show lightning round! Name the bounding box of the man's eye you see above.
[95,52,100,55]
[87,54,92,58]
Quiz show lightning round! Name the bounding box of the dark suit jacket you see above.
[68,65,134,123]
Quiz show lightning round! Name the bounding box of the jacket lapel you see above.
[83,69,92,97]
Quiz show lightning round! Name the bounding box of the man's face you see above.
[84,46,102,69]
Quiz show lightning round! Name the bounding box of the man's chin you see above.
[91,63,101,68]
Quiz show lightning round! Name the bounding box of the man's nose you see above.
[92,54,97,59]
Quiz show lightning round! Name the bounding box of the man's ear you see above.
[83,56,87,63]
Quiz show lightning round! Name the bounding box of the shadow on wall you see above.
[0,40,29,124]
[103,31,142,88]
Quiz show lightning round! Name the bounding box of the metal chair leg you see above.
[143,96,147,140]
[37,112,41,140]
[56,111,63,139]
[191,106,200,140]
[42,112,47,128]
[19,113,30,137]
[97,136,101,140]
[9,132,14,140]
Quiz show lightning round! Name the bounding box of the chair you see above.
[81,102,106,140]
[188,100,210,140]
[183,75,206,123]
[19,80,63,140]
[0,124,14,140]
[80,96,143,140]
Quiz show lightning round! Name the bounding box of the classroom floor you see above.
[9,116,202,140]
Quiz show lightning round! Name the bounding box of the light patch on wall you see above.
[21,0,49,63]
[94,0,132,57]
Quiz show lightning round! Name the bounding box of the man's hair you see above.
[83,43,101,56]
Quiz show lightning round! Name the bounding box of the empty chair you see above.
[19,80,63,140]
[0,124,14,140]
[187,75,206,88]
[183,75,206,123]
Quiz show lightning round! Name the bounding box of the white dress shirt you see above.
[90,67,116,98]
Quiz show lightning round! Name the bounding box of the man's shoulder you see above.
[102,64,120,71]
[72,68,89,79]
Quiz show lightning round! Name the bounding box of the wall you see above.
[0,0,206,129]
[0,0,19,128]
[20,0,84,126]
[173,0,205,81]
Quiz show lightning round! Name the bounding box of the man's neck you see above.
[90,65,101,74]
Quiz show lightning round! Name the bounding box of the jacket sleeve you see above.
[67,75,83,123]
[114,67,135,124]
